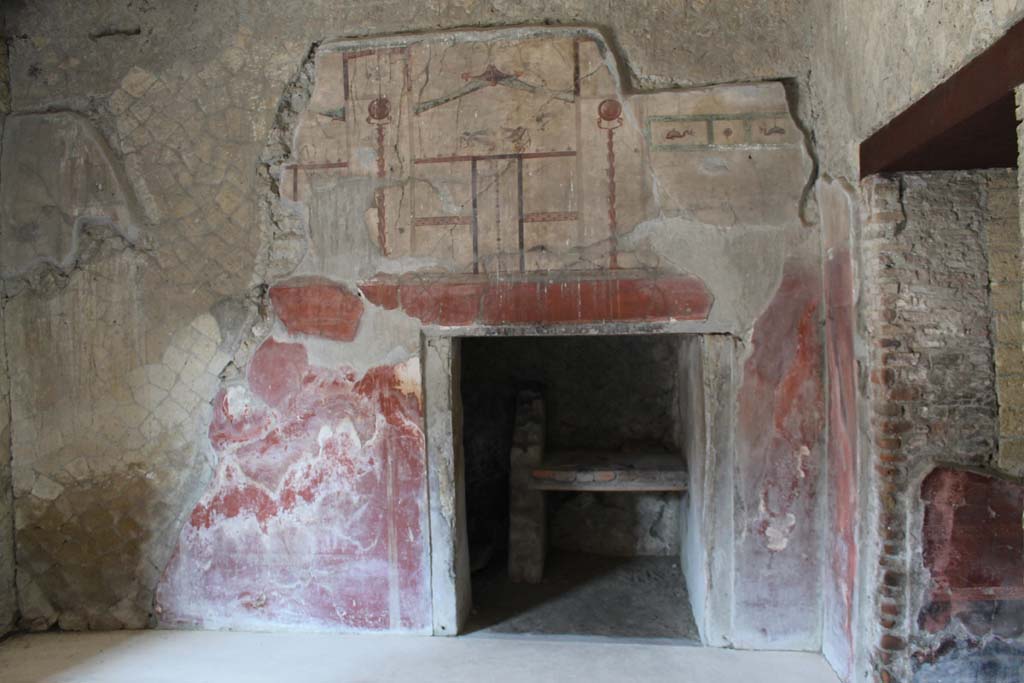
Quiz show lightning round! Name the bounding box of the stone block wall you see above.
[0,25,15,637]
[858,171,1021,682]
[985,172,1024,474]
[0,299,14,637]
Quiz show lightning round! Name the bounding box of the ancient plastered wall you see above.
[1,3,823,642]
[857,172,1019,682]
[150,27,822,645]
[810,1,1024,178]
[4,1,812,109]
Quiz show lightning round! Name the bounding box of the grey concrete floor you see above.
[468,552,699,640]
[0,630,842,682]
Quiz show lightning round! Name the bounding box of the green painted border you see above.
[645,111,797,152]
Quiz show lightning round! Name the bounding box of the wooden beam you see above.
[860,19,1024,177]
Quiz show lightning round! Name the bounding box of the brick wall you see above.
[859,171,1013,682]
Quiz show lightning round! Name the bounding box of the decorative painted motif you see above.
[282,31,809,276]
[156,340,431,632]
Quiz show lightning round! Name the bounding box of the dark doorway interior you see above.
[459,334,698,640]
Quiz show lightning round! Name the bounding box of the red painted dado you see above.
[358,270,713,326]
[269,278,364,341]
[156,338,430,632]
[734,259,825,643]
[919,468,1024,634]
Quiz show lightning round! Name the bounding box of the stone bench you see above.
[529,451,688,492]
[508,390,688,583]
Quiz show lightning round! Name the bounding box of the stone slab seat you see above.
[528,451,688,492]
[508,388,690,583]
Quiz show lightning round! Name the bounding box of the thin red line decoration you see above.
[344,48,376,61]
[523,211,578,223]
[288,161,351,170]
[414,150,576,164]
[404,46,412,96]
[470,159,479,274]
[517,156,525,272]
[573,38,581,97]
[597,99,623,269]
[342,57,350,101]
[413,216,472,226]
[369,96,392,256]
[411,150,579,271]
[285,162,350,201]
[606,126,617,268]
[341,47,407,100]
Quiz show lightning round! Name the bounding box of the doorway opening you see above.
[458,334,699,640]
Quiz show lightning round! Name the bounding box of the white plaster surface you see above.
[0,631,841,683]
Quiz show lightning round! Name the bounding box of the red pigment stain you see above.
[358,282,400,310]
[270,278,364,342]
[920,468,1024,634]
[156,338,430,633]
[734,258,825,642]
[824,239,859,677]
[359,271,712,326]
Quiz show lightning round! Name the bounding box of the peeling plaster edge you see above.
[315,24,632,94]
[147,289,267,626]
[250,41,318,290]
[783,76,821,229]
[314,22,812,95]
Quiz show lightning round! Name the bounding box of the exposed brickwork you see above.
[859,176,915,683]
[859,172,1007,682]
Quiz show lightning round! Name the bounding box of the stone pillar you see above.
[423,336,471,635]
[508,389,546,584]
